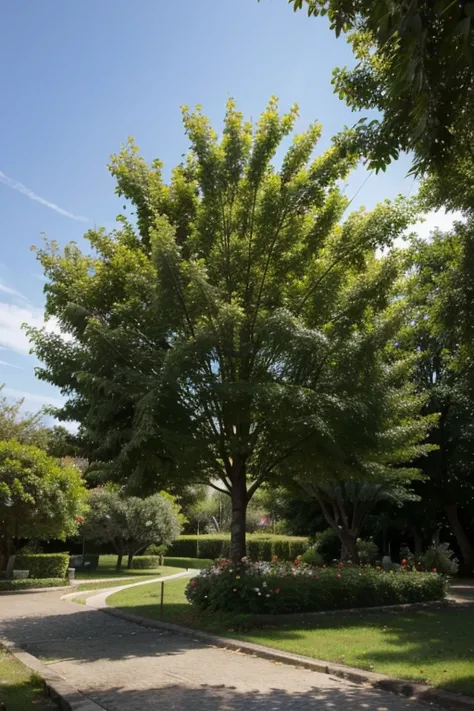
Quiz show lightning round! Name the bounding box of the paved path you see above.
[0,589,438,711]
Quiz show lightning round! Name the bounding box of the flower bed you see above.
[185,559,447,615]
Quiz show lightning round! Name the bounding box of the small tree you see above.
[82,489,181,570]
[0,439,87,565]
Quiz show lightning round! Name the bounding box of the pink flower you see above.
[191,580,197,588]
[432,567,437,573]
[275,588,280,594]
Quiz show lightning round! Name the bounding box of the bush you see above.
[14,553,69,579]
[165,557,213,569]
[69,554,100,572]
[131,556,162,569]
[301,547,324,566]
[0,578,67,591]
[186,559,447,615]
[168,535,308,561]
[145,544,168,556]
[422,543,459,575]
[313,529,341,563]
[357,539,379,564]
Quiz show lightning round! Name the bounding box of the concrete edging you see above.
[0,637,105,711]
[101,591,474,711]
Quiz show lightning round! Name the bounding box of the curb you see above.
[0,585,74,596]
[101,599,474,711]
[0,637,105,711]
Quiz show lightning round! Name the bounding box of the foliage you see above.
[130,555,162,569]
[288,0,474,179]
[313,528,341,562]
[301,546,324,566]
[422,543,459,575]
[144,544,168,556]
[0,385,50,449]
[399,226,474,572]
[0,578,67,591]
[28,98,428,563]
[0,439,87,561]
[82,489,181,568]
[14,553,69,579]
[168,534,308,561]
[165,557,213,569]
[356,538,379,564]
[185,558,446,615]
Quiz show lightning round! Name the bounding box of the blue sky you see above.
[0,0,457,418]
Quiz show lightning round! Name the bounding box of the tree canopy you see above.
[0,439,87,562]
[82,489,181,569]
[29,98,432,562]
[288,0,474,179]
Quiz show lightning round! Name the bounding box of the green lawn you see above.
[74,555,187,580]
[109,577,474,696]
[0,645,56,710]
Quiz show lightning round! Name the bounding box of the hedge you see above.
[186,562,448,615]
[0,578,68,592]
[131,556,162,569]
[168,535,308,561]
[165,557,213,569]
[14,553,69,579]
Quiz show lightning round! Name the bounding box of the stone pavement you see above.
[0,590,438,711]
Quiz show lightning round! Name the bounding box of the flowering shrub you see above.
[185,558,447,615]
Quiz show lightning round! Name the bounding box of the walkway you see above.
[0,588,440,711]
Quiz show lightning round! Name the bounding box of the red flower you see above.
[275,588,280,594]
[75,515,84,524]
[432,567,437,573]
[191,580,197,588]
[272,555,278,563]
[401,559,407,567]
[338,561,344,568]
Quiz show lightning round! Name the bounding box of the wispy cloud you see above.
[0,359,23,370]
[2,386,64,408]
[0,302,68,355]
[0,170,89,222]
[0,278,28,301]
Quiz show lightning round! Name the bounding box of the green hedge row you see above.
[131,556,162,569]
[15,553,69,579]
[0,578,68,592]
[165,557,213,569]
[168,535,308,561]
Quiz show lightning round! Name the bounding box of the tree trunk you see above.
[116,553,123,572]
[230,467,248,564]
[444,503,474,574]
[127,552,134,569]
[411,526,423,556]
[338,530,360,564]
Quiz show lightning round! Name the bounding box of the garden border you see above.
[101,591,474,711]
[0,637,105,711]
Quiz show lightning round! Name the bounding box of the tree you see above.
[288,0,474,179]
[0,439,87,564]
[0,385,50,449]
[398,224,474,573]
[29,98,425,563]
[82,489,181,570]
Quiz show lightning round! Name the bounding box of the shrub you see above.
[422,543,459,575]
[186,559,447,615]
[0,578,67,591]
[69,554,100,572]
[357,539,379,564]
[14,553,69,579]
[313,529,341,562]
[165,557,213,569]
[131,556,161,569]
[301,547,324,566]
[168,535,308,561]
[145,544,168,556]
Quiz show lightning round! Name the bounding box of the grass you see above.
[74,555,187,580]
[109,576,474,696]
[0,645,56,710]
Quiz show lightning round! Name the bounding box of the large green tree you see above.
[288,0,474,181]
[29,98,426,562]
[399,223,474,572]
[0,439,87,563]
